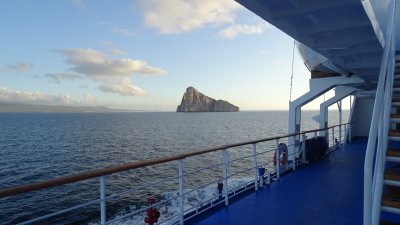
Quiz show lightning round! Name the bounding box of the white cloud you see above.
[137,0,241,33]
[44,72,82,84]
[97,40,128,55]
[98,78,146,96]
[83,93,96,103]
[0,87,75,105]
[110,48,128,55]
[0,62,33,73]
[218,23,269,39]
[56,48,165,96]
[57,48,166,79]
[0,87,101,107]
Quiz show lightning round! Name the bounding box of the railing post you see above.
[339,125,342,145]
[301,133,306,163]
[275,139,280,179]
[349,124,352,143]
[222,149,229,206]
[293,137,296,171]
[252,143,258,191]
[314,131,317,138]
[99,176,106,225]
[178,159,184,225]
[331,127,335,148]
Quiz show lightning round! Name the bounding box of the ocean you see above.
[0,111,349,224]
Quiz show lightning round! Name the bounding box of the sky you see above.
[0,0,334,111]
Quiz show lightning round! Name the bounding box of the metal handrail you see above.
[363,1,397,224]
[0,123,350,199]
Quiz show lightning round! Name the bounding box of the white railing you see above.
[0,124,350,225]
[363,1,397,224]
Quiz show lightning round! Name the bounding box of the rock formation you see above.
[176,87,239,112]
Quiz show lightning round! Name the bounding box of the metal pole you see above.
[275,139,280,179]
[332,127,335,148]
[302,133,306,163]
[338,100,342,145]
[178,159,184,225]
[314,131,317,138]
[222,149,229,206]
[252,144,258,190]
[99,176,106,225]
[349,124,352,143]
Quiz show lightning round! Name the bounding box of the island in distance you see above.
[176,87,239,112]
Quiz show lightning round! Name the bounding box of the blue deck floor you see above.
[189,139,367,225]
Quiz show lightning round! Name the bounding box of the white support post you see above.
[99,176,106,225]
[178,159,184,225]
[293,137,297,171]
[349,124,352,143]
[275,139,280,179]
[343,124,347,145]
[338,100,342,145]
[290,77,363,143]
[222,149,229,206]
[302,133,306,163]
[252,143,258,190]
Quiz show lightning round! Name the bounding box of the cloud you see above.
[110,48,128,55]
[57,48,166,79]
[83,93,96,103]
[0,62,33,73]
[56,48,165,96]
[218,23,269,39]
[98,78,146,96]
[97,40,128,55]
[137,0,241,33]
[0,87,75,105]
[44,72,82,84]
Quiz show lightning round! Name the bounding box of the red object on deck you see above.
[145,198,160,225]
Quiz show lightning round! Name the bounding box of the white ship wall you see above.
[352,96,375,137]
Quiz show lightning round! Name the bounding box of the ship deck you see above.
[187,138,399,225]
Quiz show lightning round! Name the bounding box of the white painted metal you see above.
[301,133,306,163]
[288,76,364,161]
[275,139,280,180]
[365,2,396,223]
[383,179,400,187]
[222,149,229,206]
[319,86,357,132]
[252,144,258,191]
[381,206,400,214]
[349,124,352,143]
[178,159,184,225]
[338,100,342,144]
[100,176,106,225]
[7,124,345,225]
[388,136,400,141]
[236,0,386,80]
[386,156,400,162]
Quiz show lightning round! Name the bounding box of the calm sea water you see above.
[0,111,348,224]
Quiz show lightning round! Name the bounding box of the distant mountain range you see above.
[0,101,129,112]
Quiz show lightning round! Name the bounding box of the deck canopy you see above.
[236,0,393,90]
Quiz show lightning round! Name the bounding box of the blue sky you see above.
[0,0,323,111]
